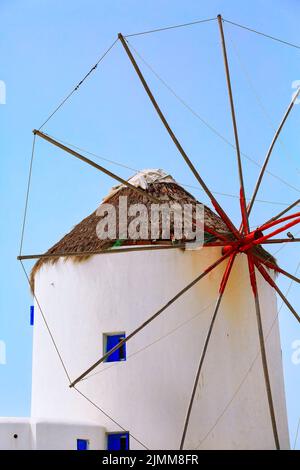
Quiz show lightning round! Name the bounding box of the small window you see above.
[30,306,34,326]
[104,333,126,363]
[107,432,129,450]
[77,439,89,450]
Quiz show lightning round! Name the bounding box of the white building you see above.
[1,170,290,449]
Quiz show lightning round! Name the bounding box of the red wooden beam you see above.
[258,211,300,233]
[247,254,280,449]
[253,259,300,323]
[253,256,300,285]
[241,216,300,252]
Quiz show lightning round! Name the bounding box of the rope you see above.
[124,17,216,38]
[125,40,300,195]
[223,18,300,51]
[19,135,36,256]
[73,387,149,449]
[38,38,118,130]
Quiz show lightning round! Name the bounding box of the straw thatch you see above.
[30,177,276,292]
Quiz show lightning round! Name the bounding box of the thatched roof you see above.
[30,169,276,291]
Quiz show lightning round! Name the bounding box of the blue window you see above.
[77,439,89,450]
[104,333,126,363]
[107,432,129,450]
[30,306,34,326]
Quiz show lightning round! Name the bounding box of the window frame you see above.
[76,438,89,450]
[107,432,130,450]
[103,332,126,363]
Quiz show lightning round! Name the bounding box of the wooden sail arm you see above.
[179,252,236,449]
[217,15,249,235]
[263,199,300,226]
[241,215,300,251]
[33,130,160,204]
[118,33,241,240]
[247,254,280,449]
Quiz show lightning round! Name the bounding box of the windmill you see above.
[18,15,300,450]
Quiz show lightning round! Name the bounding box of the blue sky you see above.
[1,0,299,449]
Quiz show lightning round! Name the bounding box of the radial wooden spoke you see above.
[262,238,300,244]
[217,15,249,235]
[69,249,235,388]
[258,211,300,232]
[263,199,300,226]
[33,130,160,204]
[17,240,239,262]
[118,33,241,240]
[247,89,300,217]
[241,216,300,251]
[179,252,236,450]
[203,226,232,243]
[247,254,280,449]
[254,258,300,323]
[17,244,187,261]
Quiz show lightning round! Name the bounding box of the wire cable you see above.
[124,17,216,38]
[226,27,300,175]
[19,260,72,384]
[223,18,300,51]
[38,38,118,130]
[19,135,36,256]
[73,386,149,449]
[123,16,300,53]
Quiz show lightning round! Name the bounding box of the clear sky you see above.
[1,0,299,449]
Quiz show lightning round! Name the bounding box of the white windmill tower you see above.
[2,14,299,450]
[25,168,290,450]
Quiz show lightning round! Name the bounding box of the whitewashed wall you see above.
[0,418,32,450]
[31,247,290,449]
[0,418,105,450]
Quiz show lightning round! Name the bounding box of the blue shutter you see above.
[30,306,34,326]
[77,439,88,450]
[107,432,129,450]
[105,334,126,362]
